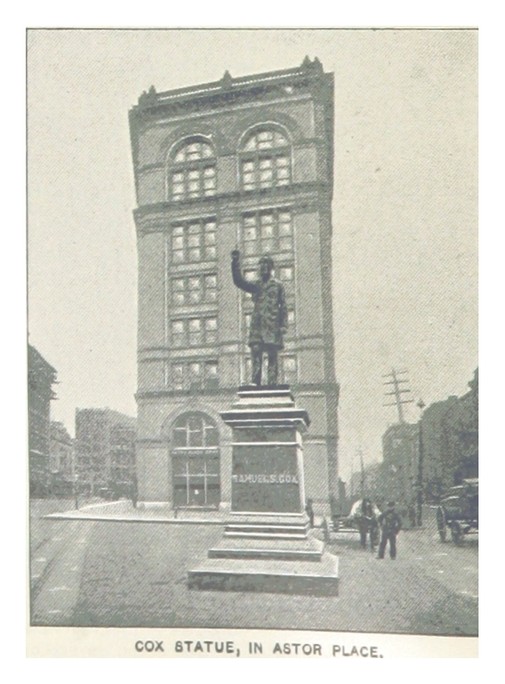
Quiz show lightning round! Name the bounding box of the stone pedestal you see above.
[187,386,339,595]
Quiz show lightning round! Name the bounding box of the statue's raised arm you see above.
[231,249,259,294]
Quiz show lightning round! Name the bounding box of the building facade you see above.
[75,408,136,496]
[28,344,57,496]
[420,369,478,496]
[381,422,419,508]
[129,58,340,511]
[49,421,75,495]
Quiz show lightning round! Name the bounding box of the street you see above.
[30,500,477,635]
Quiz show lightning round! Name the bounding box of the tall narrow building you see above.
[129,57,339,512]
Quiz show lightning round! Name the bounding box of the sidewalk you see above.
[43,499,227,525]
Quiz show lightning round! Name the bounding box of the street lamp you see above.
[74,473,79,510]
[416,399,426,526]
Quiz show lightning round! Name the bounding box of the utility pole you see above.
[416,399,426,526]
[383,368,414,423]
[358,447,366,499]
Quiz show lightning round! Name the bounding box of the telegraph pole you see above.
[358,447,366,499]
[416,399,426,526]
[383,369,414,423]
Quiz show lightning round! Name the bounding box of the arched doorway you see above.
[171,412,220,507]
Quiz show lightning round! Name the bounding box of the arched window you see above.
[240,126,292,191]
[171,413,220,507]
[168,137,217,201]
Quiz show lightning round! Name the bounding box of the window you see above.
[281,355,298,385]
[241,209,293,256]
[172,363,184,390]
[171,273,217,305]
[240,127,291,191]
[172,413,218,448]
[171,413,220,507]
[170,316,217,347]
[170,219,217,264]
[279,265,294,282]
[169,138,216,201]
[169,360,219,390]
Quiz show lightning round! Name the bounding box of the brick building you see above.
[420,369,478,496]
[129,58,340,511]
[28,344,57,496]
[75,408,136,496]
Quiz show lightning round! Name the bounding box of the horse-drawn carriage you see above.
[435,478,478,545]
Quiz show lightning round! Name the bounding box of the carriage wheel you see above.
[451,522,463,545]
[436,507,447,542]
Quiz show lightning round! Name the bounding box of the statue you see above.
[231,249,288,386]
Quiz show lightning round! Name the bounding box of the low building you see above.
[75,408,136,496]
[381,422,419,508]
[28,345,57,496]
[49,421,74,496]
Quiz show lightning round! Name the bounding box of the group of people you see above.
[352,498,402,559]
[306,497,403,559]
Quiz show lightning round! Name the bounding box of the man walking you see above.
[357,499,379,551]
[377,501,402,559]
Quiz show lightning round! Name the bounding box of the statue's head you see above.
[258,255,274,281]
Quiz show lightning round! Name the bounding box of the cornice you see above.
[130,59,332,123]
[134,182,332,232]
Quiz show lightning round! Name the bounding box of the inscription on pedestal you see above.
[231,444,301,513]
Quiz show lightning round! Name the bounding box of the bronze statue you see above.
[231,249,288,386]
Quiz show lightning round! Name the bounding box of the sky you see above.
[27,28,478,482]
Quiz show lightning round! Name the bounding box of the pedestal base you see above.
[187,554,339,596]
[188,513,339,594]
[187,386,339,596]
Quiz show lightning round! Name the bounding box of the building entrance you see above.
[171,413,220,507]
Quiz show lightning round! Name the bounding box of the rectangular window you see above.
[188,318,202,346]
[170,359,219,391]
[204,317,217,343]
[281,355,298,385]
[279,265,294,281]
[240,209,293,256]
[204,360,219,389]
[171,272,217,306]
[170,316,219,346]
[170,219,217,264]
[172,363,184,390]
[171,320,185,347]
[204,274,217,302]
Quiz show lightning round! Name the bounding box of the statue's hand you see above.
[231,249,240,261]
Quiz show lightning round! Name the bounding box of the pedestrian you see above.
[377,501,402,559]
[305,498,315,528]
[357,498,378,550]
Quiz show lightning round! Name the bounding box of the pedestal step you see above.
[188,553,339,596]
[224,531,308,541]
[225,523,308,535]
[209,536,324,561]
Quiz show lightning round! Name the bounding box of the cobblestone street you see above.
[30,501,477,635]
